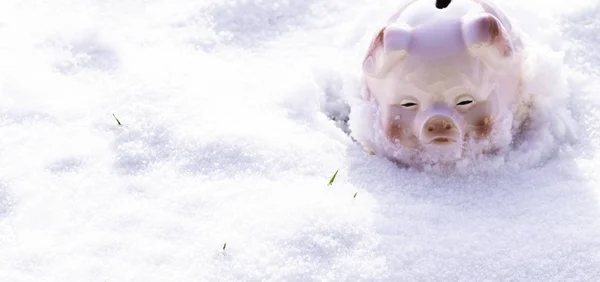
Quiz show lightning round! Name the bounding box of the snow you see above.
[0,0,599,280]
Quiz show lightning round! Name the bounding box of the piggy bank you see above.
[350,0,531,167]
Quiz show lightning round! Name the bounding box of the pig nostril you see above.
[428,126,434,132]
[445,124,452,130]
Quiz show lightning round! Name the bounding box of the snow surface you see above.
[1,0,600,280]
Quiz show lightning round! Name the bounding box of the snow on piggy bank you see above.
[350,0,531,167]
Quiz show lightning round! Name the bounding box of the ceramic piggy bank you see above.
[351,0,531,167]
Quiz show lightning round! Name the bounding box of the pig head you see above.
[358,0,525,163]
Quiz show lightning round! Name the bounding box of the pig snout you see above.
[419,115,462,144]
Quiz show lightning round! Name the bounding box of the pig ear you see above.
[363,24,412,78]
[461,13,513,58]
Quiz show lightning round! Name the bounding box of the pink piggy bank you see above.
[351,0,531,167]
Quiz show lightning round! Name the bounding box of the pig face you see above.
[359,1,523,163]
[377,54,502,152]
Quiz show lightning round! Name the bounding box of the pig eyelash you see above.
[456,100,473,106]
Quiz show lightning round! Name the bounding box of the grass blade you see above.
[112,113,122,126]
[328,169,339,186]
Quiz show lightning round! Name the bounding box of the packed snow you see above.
[1,0,600,281]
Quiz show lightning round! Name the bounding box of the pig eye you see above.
[455,96,475,110]
[399,99,418,109]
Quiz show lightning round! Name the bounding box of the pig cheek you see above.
[379,106,419,148]
[471,116,493,138]
[384,122,419,148]
[384,122,403,144]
